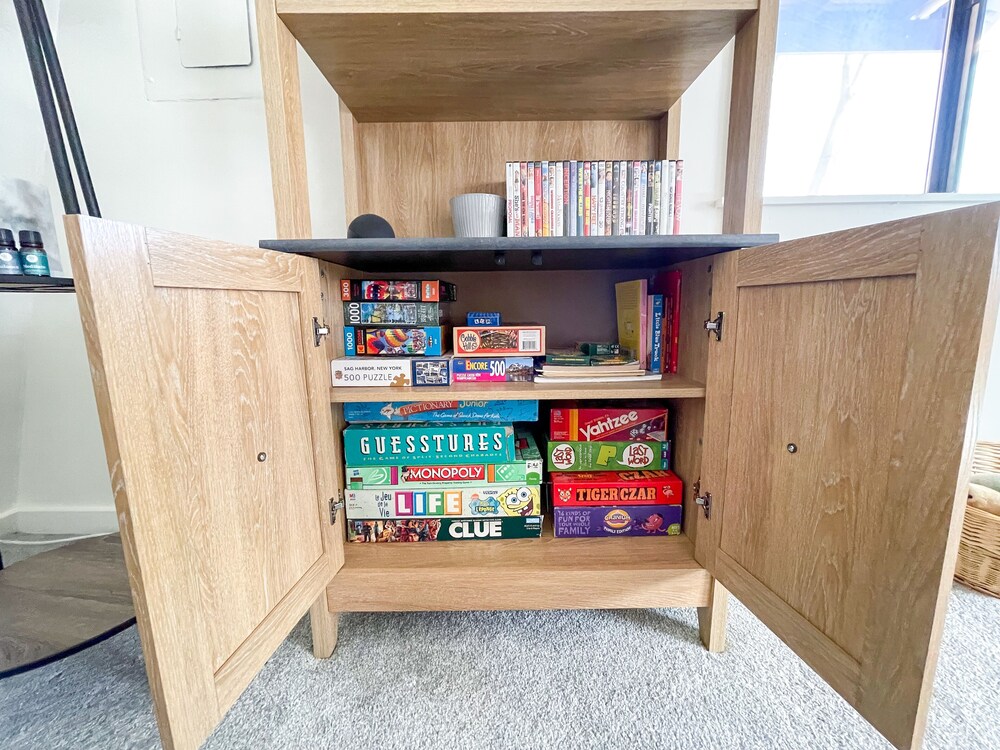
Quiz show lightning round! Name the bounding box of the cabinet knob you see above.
[257,452,267,462]
[786,443,797,454]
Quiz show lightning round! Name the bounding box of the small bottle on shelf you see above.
[18,230,51,277]
[0,228,23,274]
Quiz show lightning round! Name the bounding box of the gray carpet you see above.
[1,586,997,750]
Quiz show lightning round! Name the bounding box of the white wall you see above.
[0,5,996,534]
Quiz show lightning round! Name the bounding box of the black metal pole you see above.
[28,0,100,218]
[13,0,80,215]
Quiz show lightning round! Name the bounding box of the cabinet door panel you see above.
[698,203,1000,750]
[66,217,341,750]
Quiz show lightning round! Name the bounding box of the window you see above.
[764,0,999,196]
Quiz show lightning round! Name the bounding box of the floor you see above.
[1,583,997,750]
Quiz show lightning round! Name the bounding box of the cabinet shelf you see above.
[264,234,777,272]
[330,374,706,403]
[278,0,757,121]
[0,275,74,293]
[326,530,710,611]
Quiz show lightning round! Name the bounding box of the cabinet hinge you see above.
[704,311,724,341]
[693,480,712,519]
[330,492,345,525]
[313,317,331,347]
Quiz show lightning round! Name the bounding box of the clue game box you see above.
[345,485,542,518]
[343,423,516,466]
[547,440,671,471]
[348,516,543,542]
[342,400,539,423]
[553,505,682,537]
[550,404,668,442]
[550,470,683,506]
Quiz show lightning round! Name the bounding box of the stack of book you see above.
[504,160,683,238]
[544,402,683,538]
[341,401,544,543]
[616,274,682,375]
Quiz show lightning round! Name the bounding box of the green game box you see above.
[546,439,671,472]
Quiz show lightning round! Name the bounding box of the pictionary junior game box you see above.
[345,485,542,519]
[342,400,539,423]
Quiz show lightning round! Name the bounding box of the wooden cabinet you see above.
[63,2,1000,750]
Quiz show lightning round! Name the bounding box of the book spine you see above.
[650,294,664,373]
[639,161,649,235]
[665,161,676,236]
[625,161,633,234]
[540,161,549,237]
[568,161,577,237]
[577,161,585,236]
[549,161,557,236]
[505,162,513,236]
[519,162,528,237]
[652,161,662,236]
[617,161,627,235]
[646,160,655,235]
[582,161,591,236]
[611,161,622,235]
[554,161,563,237]
[656,160,667,236]
[589,162,598,236]
[631,161,641,235]
[526,162,535,237]
[512,162,522,238]
[562,161,571,236]
[603,161,612,235]
[673,159,683,235]
[534,162,543,236]
[666,270,681,373]
[597,161,606,237]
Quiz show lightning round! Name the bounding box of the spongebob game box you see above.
[547,440,671,471]
[553,505,682,537]
[348,516,543,542]
[345,485,541,519]
[342,400,539,423]
[343,423,516,466]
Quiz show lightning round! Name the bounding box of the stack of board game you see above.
[546,402,683,538]
[342,400,544,542]
[504,160,683,238]
[332,279,457,388]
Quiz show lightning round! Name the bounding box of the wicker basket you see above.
[955,441,1000,596]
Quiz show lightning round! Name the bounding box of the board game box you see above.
[340,279,457,302]
[550,404,668,441]
[453,325,546,356]
[547,440,671,471]
[451,356,535,383]
[331,358,412,387]
[348,516,543,543]
[342,400,539,423]
[553,505,682,537]
[550,470,682,506]
[345,484,542,518]
[343,423,516,466]
[344,326,449,356]
[346,430,543,486]
[466,311,501,326]
[412,357,451,386]
[343,301,448,326]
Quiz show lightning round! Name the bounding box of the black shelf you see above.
[259,234,779,272]
[0,274,74,293]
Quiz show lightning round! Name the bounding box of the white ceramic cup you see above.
[450,193,505,237]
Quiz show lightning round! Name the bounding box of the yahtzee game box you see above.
[549,404,668,442]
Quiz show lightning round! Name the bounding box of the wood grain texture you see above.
[736,218,921,287]
[282,9,754,121]
[720,275,912,661]
[327,532,711,611]
[309,600,339,659]
[0,535,134,677]
[332,375,706,404]
[66,216,338,750]
[338,101,361,225]
[355,121,659,237]
[697,578,728,653]
[722,0,777,234]
[657,100,683,160]
[716,551,860,700]
[256,0,311,238]
[284,0,758,11]
[856,203,1000,749]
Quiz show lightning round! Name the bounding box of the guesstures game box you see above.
[342,400,539,423]
[553,505,682,537]
[453,325,546,356]
[451,356,535,383]
[345,485,542,518]
[547,440,671,471]
[550,404,668,442]
[343,301,448,326]
[331,358,412,387]
[344,326,449,356]
[346,430,544,487]
[343,423,516,466]
[341,279,457,303]
[550,470,682,506]
[348,516,543,543]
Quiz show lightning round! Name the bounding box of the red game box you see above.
[550,403,668,442]
[550,470,682,506]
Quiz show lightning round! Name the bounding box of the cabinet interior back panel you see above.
[355,120,659,238]
[719,275,912,661]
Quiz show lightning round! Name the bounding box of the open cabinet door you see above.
[697,203,1000,750]
[66,216,343,750]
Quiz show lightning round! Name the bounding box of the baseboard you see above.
[1,506,118,536]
